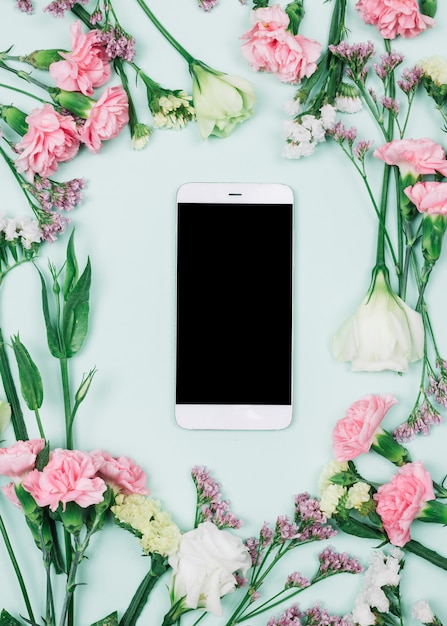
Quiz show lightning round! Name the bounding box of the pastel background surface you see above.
[0,1,446,623]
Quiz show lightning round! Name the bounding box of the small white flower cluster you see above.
[318,460,371,518]
[334,93,363,113]
[412,599,437,625]
[420,55,447,86]
[152,91,195,130]
[0,214,42,249]
[351,548,404,626]
[112,493,182,557]
[282,103,337,159]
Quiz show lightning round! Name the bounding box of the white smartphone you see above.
[175,182,294,430]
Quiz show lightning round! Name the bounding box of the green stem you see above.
[375,163,392,269]
[132,0,195,65]
[119,553,169,626]
[0,327,28,441]
[0,513,35,623]
[60,357,73,450]
[405,538,447,570]
[0,59,51,93]
[0,81,50,104]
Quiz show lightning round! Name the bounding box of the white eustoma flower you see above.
[168,521,251,617]
[190,62,255,139]
[332,267,424,372]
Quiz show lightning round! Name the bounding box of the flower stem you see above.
[119,553,169,626]
[132,0,195,65]
[0,513,35,623]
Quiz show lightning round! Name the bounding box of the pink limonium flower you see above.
[355,0,435,39]
[49,21,111,97]
[374,461,437,547]
[374,138,447,179]
[332,394,406,463]
[240,4,321,84]
[22,448,107,511]
[92,450,149,495]
[15,104,80,181]
[78,85,129,153]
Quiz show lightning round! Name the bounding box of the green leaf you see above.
[37,268,63,359]
[334,514,386,541]
[0,610,25,625]
[63,230,79,301]
[91,612,119,626]
[11,335,43,411]
[62,258,91,357]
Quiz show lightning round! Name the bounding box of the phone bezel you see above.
[174,182,294,430]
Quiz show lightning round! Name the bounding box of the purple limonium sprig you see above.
[285,572,311,589]
[43,0,88,17]
[374,51,404,80]
[16,0,34,13]
[191,465,243,529]
[267,603,351,626]
[97,25,136,62]
[305,603,352,626]
[315,546,363,578]
[398,65,424,94]
[428,359,447,408]
[393,396,442,442]
[198,0,219,10]
[329,40,375,84]
[267,604,304,626]
[380,96,400,114]
[223,493,359,626]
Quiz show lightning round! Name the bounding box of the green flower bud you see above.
[371,429,412,466]
[15,484,43,525]
[419,0,437,18]
[59,501,84,535]
[75,368,97,405]
[11,334,43,411]
[421,213,447,265]
[0,105,28,136]
[285,1,305,35]
[400,173,420,222]
[49,88,94,119]
[23,49,65,70]
[418,498,447,525]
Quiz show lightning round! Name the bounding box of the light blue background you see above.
[0,1,446,623]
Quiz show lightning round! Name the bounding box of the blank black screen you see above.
[176,202,293,405]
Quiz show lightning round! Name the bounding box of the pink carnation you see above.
[49,20,111,96]
[374,138,447,178]
[241,4,321,83]
[333,394,397,461]
[92,450,149,495]
[0,438,45,479]
[22,448,107,512]
[355,0,435,39]
[78,85,129,154]
[15,104,80,181]
[404,181,447,215]
[374,461,435,546]
[1,482,22,508]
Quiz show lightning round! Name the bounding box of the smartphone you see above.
[175,182,294,430]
